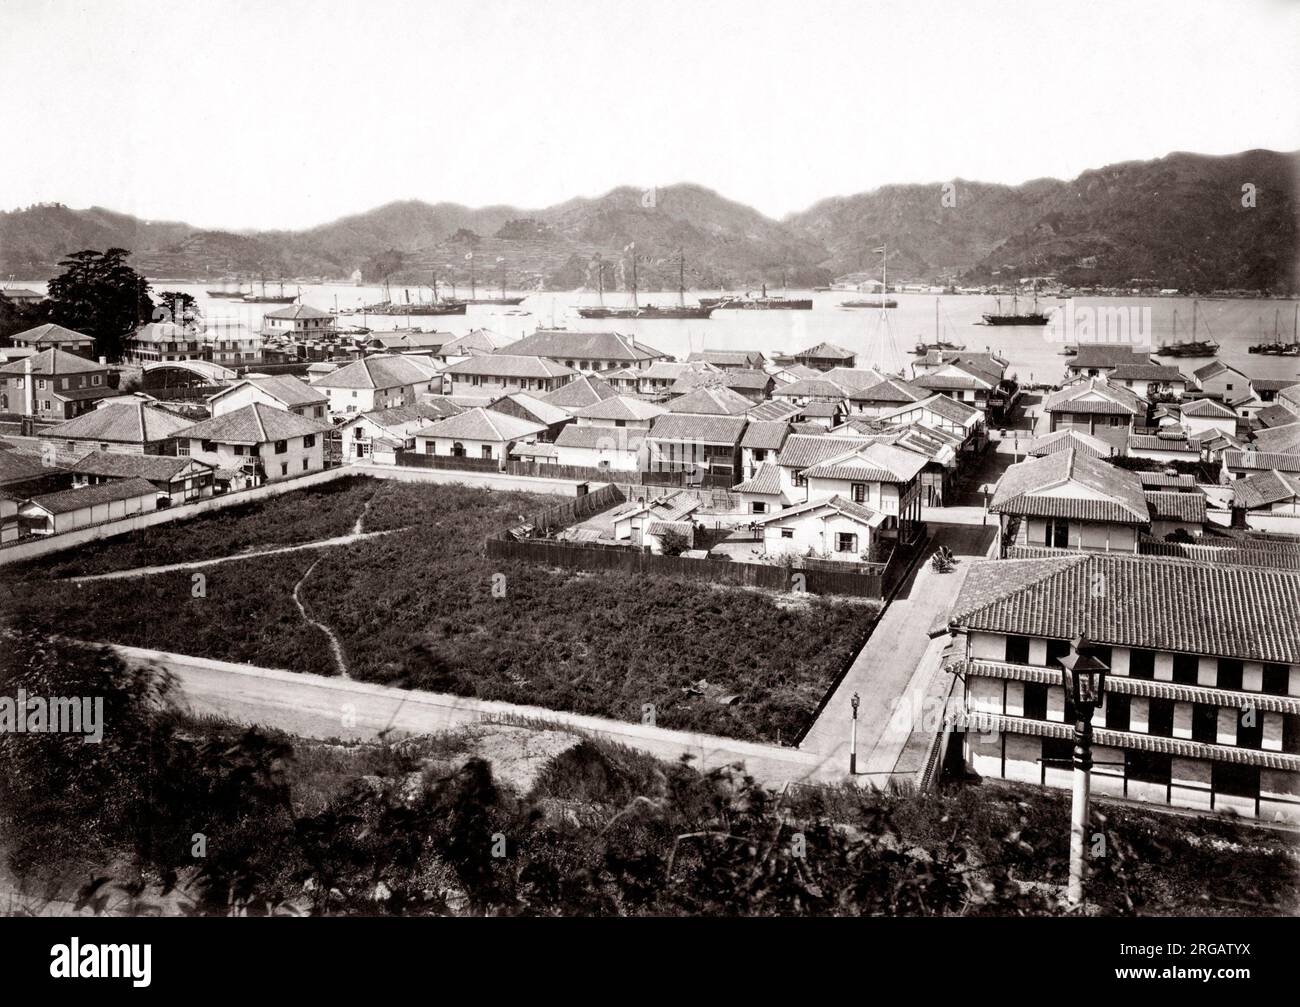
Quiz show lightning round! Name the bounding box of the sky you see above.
[1,0,1298,231]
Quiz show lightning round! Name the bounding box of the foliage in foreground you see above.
[2,634,1294,918]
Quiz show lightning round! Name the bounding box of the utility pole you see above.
[849,692,861,775]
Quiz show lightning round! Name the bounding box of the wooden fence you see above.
[486,535,887,597]
[397,451,499,473]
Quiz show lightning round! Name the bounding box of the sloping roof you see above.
[444,353,574,379]
[0,450,61,486]
[1193,359,1241,382]
[367,330,455,351]
[489,392,572,426]
[175,402,332,444]
[1044,379,1145,415]
[1068,346,1153,370]
[881,393,981,426]
[990,448,1149,523]
[1257,404,1300,429]
[68,451,207,482]
[540,374,619,408]
[779,433,871,469]
[1108,363,1186,382]
[647,412,747,445]
[212,374,326,408]
[29,477,159,514]
[1144,490,1206,524]
[734,463,782,495]
[1251,378,1300,393]
[792,341,855,362]
[719,368,772,391]
[1136,471,1196,490]
[504,329,667,363]
[665,385,753,416]
[570,396,666,422]
[0,347,105,376]
[914,363,997,391]
[849,375,928,404]
[1026,428,1114,459]
[438,329,515,355]
[129,322,197,344]
[773,377,851,400]
[1251,422,1300,455]
[802,441,929,484]
[1224,450,1300,473]
[740,420,791,450]
[943,553,1300,665]
[821,367,884,391]
[264,303,333,320]
[1129,433,1200,453]
[311,354,431,389]
[10,323,91,345]
[751,493,885,528]
[687,349,765,367]
[554,424,644,451]
[800,400,844,418]
[746,399,803,421]
[1232,469,1300,509]
[918,349,1009,375]
[42,402,192,443]
[413,406,546,442]
[1180,397,1237,419]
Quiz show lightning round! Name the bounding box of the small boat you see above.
[912,299,966,355]
[1248,307,1298,354]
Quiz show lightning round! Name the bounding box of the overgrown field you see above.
[3,479,875,743]
[5,634,1294,917]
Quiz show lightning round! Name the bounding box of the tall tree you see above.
[45,248,152,361]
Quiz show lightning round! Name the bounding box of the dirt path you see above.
[70,528,402,583]
[292,558,350,679]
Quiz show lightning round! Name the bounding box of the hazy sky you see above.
[2,0,1297,230]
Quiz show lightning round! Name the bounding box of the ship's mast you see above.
[469,252,476,300]
[679,249,686,308]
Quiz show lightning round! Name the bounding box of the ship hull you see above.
[982,313,1049,325]
[702,297,812,310]
[466,297,526,306]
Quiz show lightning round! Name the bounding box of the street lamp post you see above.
[1056,634,1109,908]
[849,692,861,775]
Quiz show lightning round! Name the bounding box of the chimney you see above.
[23,355,34,417]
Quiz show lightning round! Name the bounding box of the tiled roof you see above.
[1136,536,1300,570]
[1232,469,1300,509]
[438,329,516,355]
[1129,433,1200,453]
[734,463,782,495]
[570,396,666,422]
[739,420,791,450]
[367,330,455,351]
[1224,450,1300,473]
[1026,429,1113,459]
[0,450,61,485]
[800,400,843,418]
[1067,346,1153,370]
[554,424,644,451]
[1136,471,1196,489]
[849,375,928,403]
[68,451,207,482]
[1251,422,1300,455]
[1045,379,1145,415]
[413,407,546,442]
[918,350,1009,375]
[176,402,332,443]
[356,400,462,428]
[1143,490,1206,523]
[1193,359,1238,381]
[793,341,855,362]
[42,402,192,443]
[29,477,159,514]
[751,493,884,528]
[10,323,91,345]
[443,353,574,379]
[746,399,803,421]
[779,433,869,469]
[773,377,851,400]
[719,368,772,391]
[489,392,573,426]
[802,441,928,484]
[540,375,618,408]
[1251,378,1300,393]
[821,367,883,391]
[505,329,668,363]
[1107,363,1186,382]
[1256,404,1300,429]
[1180,397,1237,418]
[647,412,747,445]
[914,366,996,392]
[991,448,1149,523]
[686,349,765,367]
[214,374,326,407]
[665,385,752,416]
[264,304,333,320]
[0,347,106,376]
[311,354,432,389]
[882,393,981,426]
[944,553,1300,665]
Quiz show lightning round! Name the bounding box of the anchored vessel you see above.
[1248,306,1300,355]
[463,253,526,306]
[577,248,715,319]
[1156,300,1219,357]
[981,287,1049,325]
[242,278,298,304]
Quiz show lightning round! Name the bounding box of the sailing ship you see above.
[913,297,966,355]
[378,272,467,316]
[981,286,1049,325]
[1155,300,1219,357]
[463,253,526,306]
[242,278,298,304]
[577,247,715,319]
[1248,306,1300,355]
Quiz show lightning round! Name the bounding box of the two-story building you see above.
[261,304,336,340]
[208,375,328,420]
[41,401,193,456]
[503,329,669,372]
[8,323,95,358]
[412,407,546,464]
[1044,379,1147,436]
[940,553,1300,823]
[0,349,117,420]
[442,354,575,398]
[123,322,205,364]
[311,354,435,417]
[644,413,747,485]
[175,403,332,488]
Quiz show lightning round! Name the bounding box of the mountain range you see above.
[2,148,1295,292]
